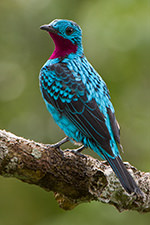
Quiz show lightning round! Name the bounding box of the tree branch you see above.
[0,129,149,212]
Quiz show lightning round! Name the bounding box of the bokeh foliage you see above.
[0,0,150,224]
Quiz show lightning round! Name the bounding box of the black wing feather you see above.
[107,107,120,144]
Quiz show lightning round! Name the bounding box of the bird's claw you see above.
[47,143,60,149]
[64,145,86,157]
[46,136,70,150]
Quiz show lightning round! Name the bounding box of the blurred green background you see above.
[0,0,150,224]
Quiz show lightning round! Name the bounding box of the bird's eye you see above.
[66,27,74,35]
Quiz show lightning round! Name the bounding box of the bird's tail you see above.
[104,155,143,196]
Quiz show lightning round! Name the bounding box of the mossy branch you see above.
[0,129,149,212]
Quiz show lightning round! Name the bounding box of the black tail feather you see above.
[104,155,143,196]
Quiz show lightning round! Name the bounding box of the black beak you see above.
[40,24,58,34]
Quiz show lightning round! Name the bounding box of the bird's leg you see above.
[72,145,85,153]
[64,145,86,155]
[47,136,70,149]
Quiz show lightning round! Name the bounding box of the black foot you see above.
[72,145,85,153]
[47,136,69,149]
[64,145,86,156]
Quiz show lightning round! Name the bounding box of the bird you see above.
[39,19,142,196]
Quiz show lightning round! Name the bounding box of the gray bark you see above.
[0,129,149,212]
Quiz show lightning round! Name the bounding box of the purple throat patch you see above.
[49,32,77,59]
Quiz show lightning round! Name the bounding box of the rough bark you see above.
[0,129,149,212]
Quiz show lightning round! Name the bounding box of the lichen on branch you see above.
[0,129,150,212]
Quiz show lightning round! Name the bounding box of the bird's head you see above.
[40,19,83,59]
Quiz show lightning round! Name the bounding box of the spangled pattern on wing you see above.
[40,62,115,157]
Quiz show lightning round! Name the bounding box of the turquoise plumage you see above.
[39,19,142,195]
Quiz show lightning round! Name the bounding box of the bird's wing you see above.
[107,107,121,146]
[40,63,119,157]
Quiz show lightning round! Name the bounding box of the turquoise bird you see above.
[39,19,142,195]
